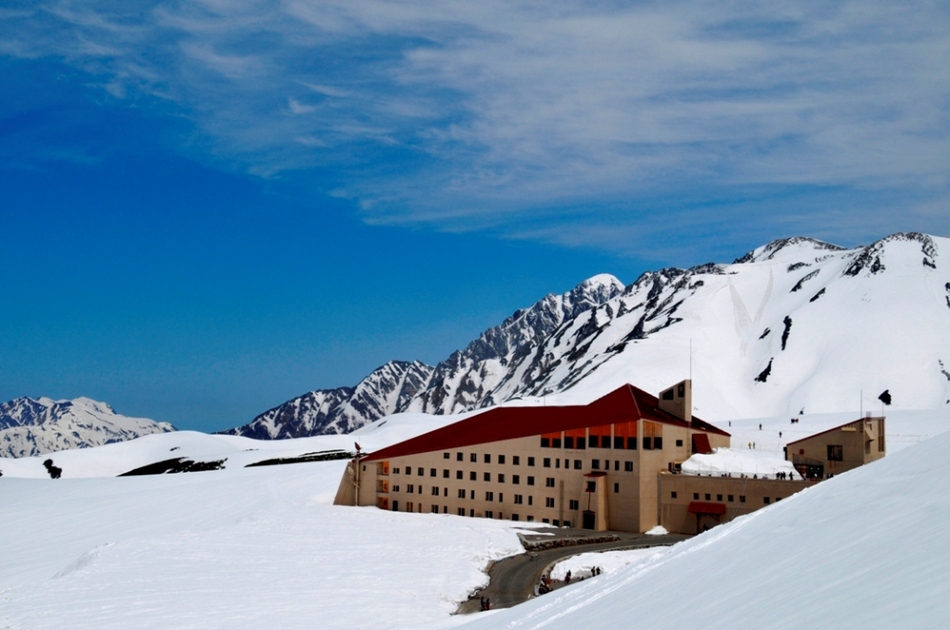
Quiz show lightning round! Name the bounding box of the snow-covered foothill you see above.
[459,411,950,630]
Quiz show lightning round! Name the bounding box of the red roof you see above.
[363,384,729,462]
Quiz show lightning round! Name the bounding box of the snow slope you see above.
[0,396,175,458]
[459,417,950,630]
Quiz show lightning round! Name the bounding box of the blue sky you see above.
[1,1,948,431]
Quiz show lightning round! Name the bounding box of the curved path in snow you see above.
[457,529,690,614]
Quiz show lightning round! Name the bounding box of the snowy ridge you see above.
[229,232,950,440]
[0,396,175,459]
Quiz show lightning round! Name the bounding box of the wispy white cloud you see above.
[2,0,948,252]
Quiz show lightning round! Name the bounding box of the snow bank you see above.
[681,448,800,479]
[549,548,662,581]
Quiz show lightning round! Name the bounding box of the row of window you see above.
[443,452,534,465]
[670,491,785,506]
[395,459,636,478]
[539,436,666,450]
[394,500,578,525]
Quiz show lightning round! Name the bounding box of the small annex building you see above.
[334,380,730,533]
[785,415,886,479]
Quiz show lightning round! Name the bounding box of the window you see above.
[586,481,596,492]
[511,514,519,521]
[470,490,475,499]
[555,459,561,469]
[457,452,463,461]
[470,471,477,481]
[417,467,424,476]
[394,468,400,474]
[728,495,734,502]
[614,483,620,493]
[569,500,579,510]
[553,520,560,526]
[443,469,449,478]
[443,453,450,459]
[513,456,521,465]
[527,515,535,522]
[484,454,491,464]
[628,437,637,450]
[514,495,523,504]
[528,496,533,505]
[443,506,448,513]
[430,468,437,477]
[408,484,415,493]
[498,474,505,483]
[431,487,440,496]
[625,461,633,472]
[393,485,400,492]
[764,497,771,505]
[457,489,466,498]
[513,475,520,485]
[486,491,494,501]
[676,439,684,447]
[443,488,448,497]
[614,436,625,449]
[740,495,746,503]
[543,458,551,468]
[614,461,620,471]
[716,494,723,501]
[546,477,555,487]
[485,510,493,518]
[527,476,535,486]
[543,518,549,524]
[528,457,535,466]
[541,437,550,448]
[393,500,399,511]
[431,505,439,513]
[458,507,465,516]
[546,497,555,508]
[828,445,843,461]
[552,438,562,448]
[592,459,601,470]
[484,472,491,482]
[671,491,677,499]
[499,455,506,464]
[499,493,504,503]
[470,453,477,463]
[574,460,582,470]
[564,436,574,449]
[705,494,711,501]
[407,502,414,512]
[456,470,463,480]
[654,437,663,449]
[406,467,412,476]
[693,492,699,500]
[576,437,586,450]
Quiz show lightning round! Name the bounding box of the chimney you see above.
[658,379,692,423]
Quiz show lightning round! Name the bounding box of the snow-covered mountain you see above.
[225,232,950,438]
[0,396,175,458]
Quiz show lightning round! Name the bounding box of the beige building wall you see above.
[786,417,885,478]
[335,419,731,533]
[658,473,812,534]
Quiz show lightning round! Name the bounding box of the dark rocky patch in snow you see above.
[755,359,773,383]
[879,390,892,406]
[787,262,810,272]
[791,270,819,292]
[781,317,793,351]
[809,288,826,302]
[245,450,353,467]
[844,232,936,277]
[759,328,771,339]
[118,458,226,476]
[939,361,950,382]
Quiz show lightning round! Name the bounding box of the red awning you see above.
[692,433,713,454]
[688,501,726,515]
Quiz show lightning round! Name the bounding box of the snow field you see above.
[0,460,526,630]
